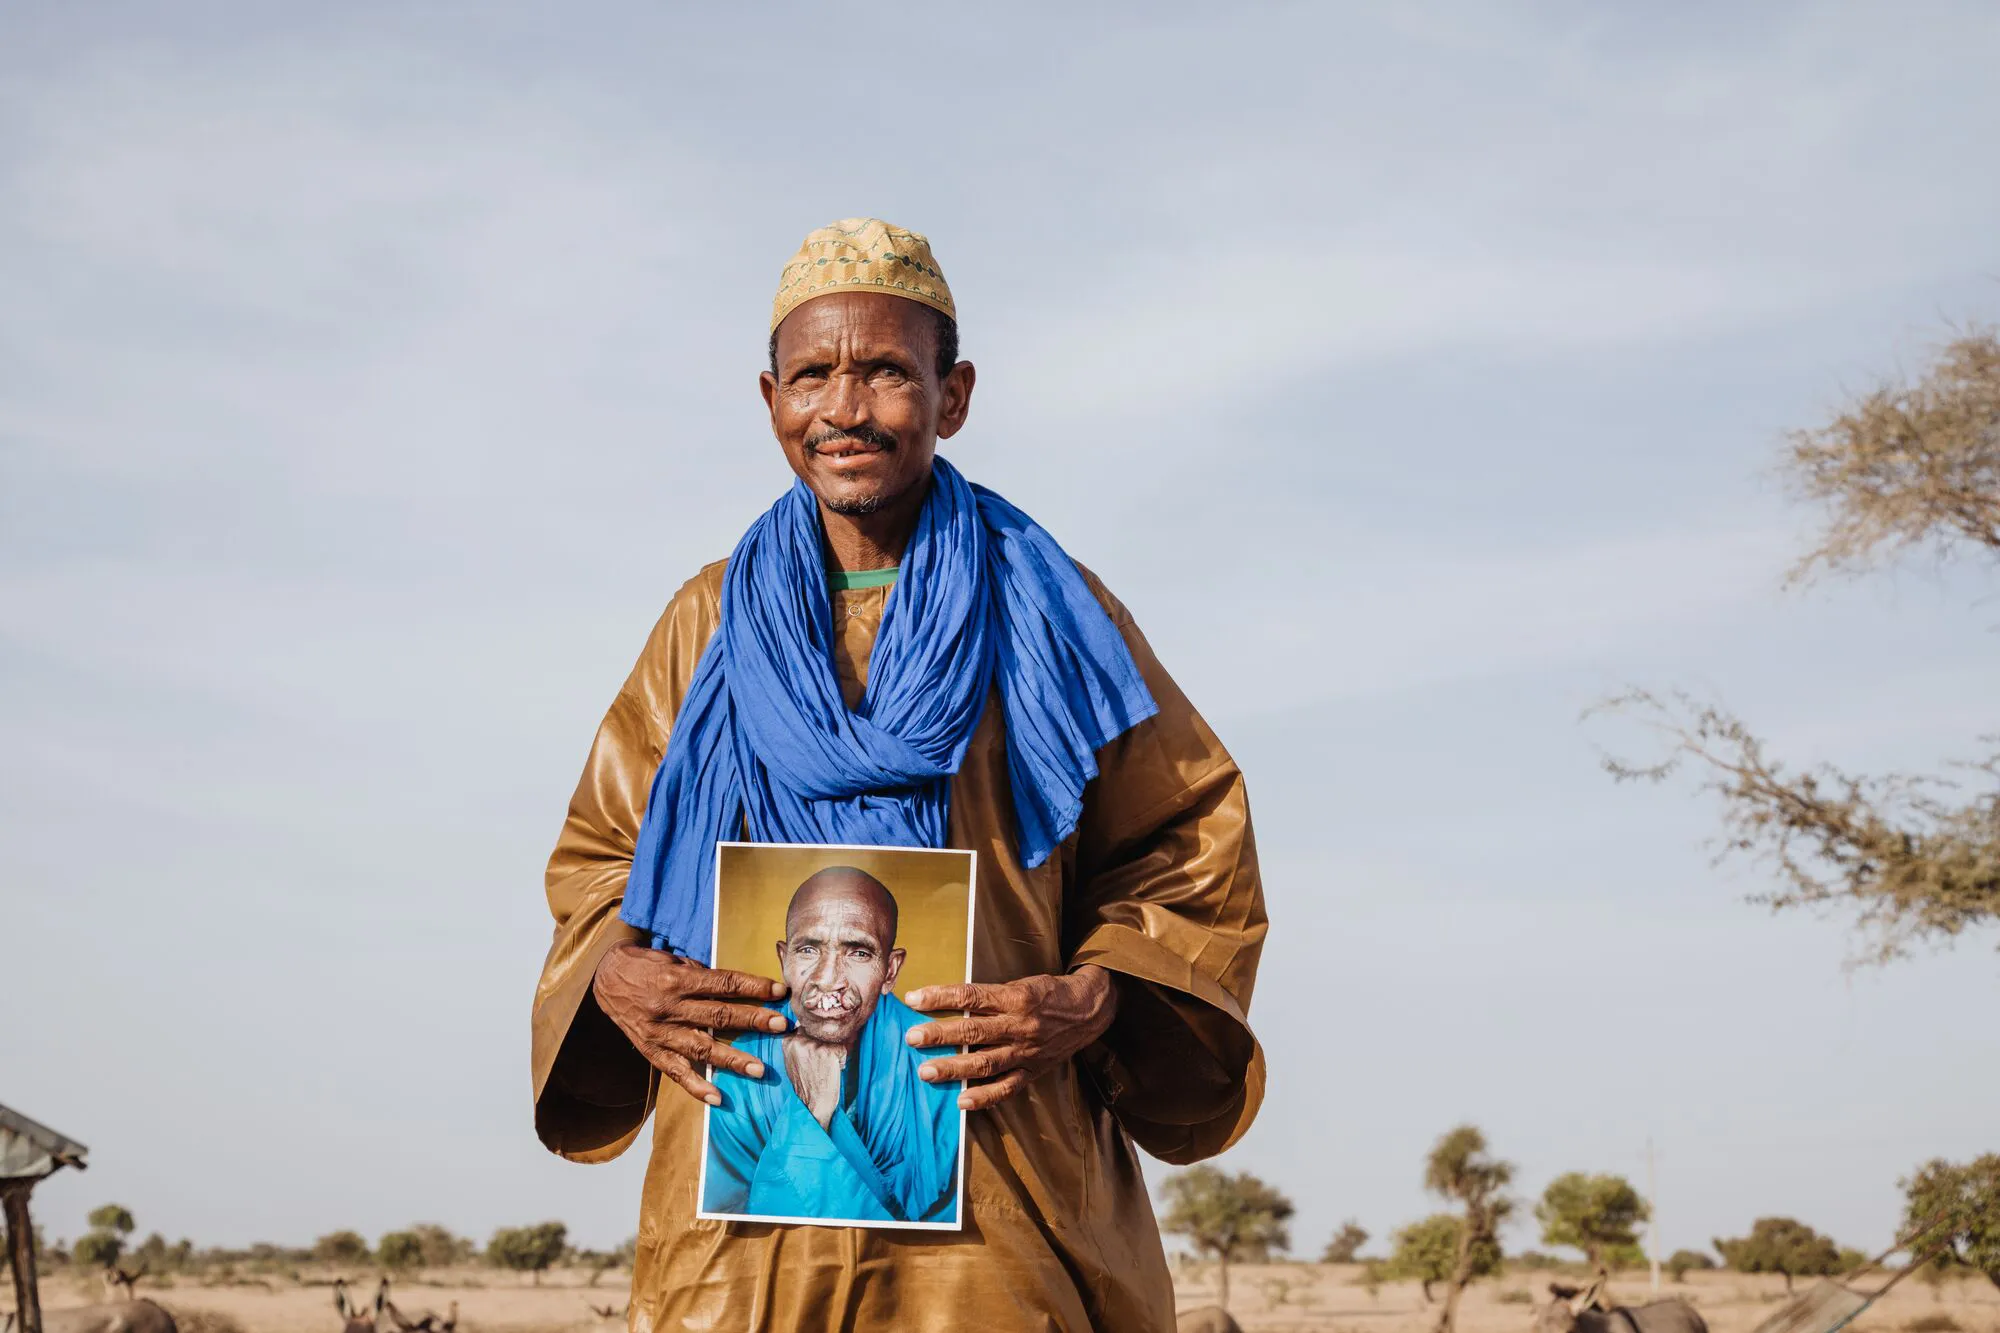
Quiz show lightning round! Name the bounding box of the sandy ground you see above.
[10,1263,1998,1333]
[1171,1265,2000,1333]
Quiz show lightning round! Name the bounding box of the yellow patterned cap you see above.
[770,217,956,333]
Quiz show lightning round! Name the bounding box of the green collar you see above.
[828,566,900,591]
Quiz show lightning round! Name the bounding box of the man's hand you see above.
[592,944,790,1106]
[903,965,1120,1111]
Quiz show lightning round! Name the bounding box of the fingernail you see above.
[705,1092,721,1106]
[919,1065,936,1081]
[905,989,926,1007]
[770,982,788,997]
[746,1061,765,1079]
[957,1094,974,1110]
[905,1028,924,1046]
[768,1015,788,1032]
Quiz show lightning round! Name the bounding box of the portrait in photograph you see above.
[697,842,975,1230]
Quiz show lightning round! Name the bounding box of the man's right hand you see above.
[591,944,791,1106]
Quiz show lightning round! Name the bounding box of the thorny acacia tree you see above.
[74,1204,137,1268]
[1159,1166,1295,1314]
[86,1206,135,1238]
[1387,1215,1470,1302]
[376,1232,425,1271]
[485,1221,568,1285]
[1536,1173,1650,1278]
[1323,1220,1371,1264]
[313,1230,371,1265]
[1666,1249,1717,1281]
[1424,1125,1515,1333]
[1714,1217,1844,1293]
[1604,326,2000,964]
[1902,1154,2000,1290]
[405,1223,476,1267]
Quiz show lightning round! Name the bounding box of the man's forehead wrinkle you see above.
[790,922,885,950]
[774,294,934,369]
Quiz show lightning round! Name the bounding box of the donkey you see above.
[384,1295,458,1333]
[101,1267,149,1303]
[1535,1279,1708,1333]
[334,1278,388,1333]
[40,1301,178,1333]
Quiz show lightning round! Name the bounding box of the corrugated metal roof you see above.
[0,1102,90,1181]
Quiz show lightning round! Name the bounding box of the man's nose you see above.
[818,372,869,429]
[807,950,840,987]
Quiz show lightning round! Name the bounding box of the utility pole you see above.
[1647,1137,1661,1293]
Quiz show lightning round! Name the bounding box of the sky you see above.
[2,0,1997,1263]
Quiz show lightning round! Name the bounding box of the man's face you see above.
[759,291,974,519]
[777,886,906,1047]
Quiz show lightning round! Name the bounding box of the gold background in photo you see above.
[712,843,973,999]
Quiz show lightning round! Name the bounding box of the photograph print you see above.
[697,842,976,1230]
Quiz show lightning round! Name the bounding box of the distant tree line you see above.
[38,1207,639,1287]
[1158,1133,1999,1324]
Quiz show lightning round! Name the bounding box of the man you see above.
[701,866,959,1224]
[532,218,1267,1331]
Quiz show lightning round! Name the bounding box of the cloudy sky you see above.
[3,1,1996,1262]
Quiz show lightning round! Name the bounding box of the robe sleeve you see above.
[1065,588,1269,1165]
[531,570,721,1162]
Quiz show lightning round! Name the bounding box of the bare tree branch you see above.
[1783,327,2000,584]
[1595,689,1999,966]
[1597,320,1999,965]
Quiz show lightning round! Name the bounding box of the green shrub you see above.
[313,1231,371,1265]
[486,1222,568,1284]
[87,1205,136,1238]
[74,1232,124,1267]
[1715,1218,1845,1293]
[377,1232,425,1271]
[1387,1214,1500,1300]
[1901,1156,2000,1291]
[408,1224,476,1268]
[1322,1222,1369,1265]
[1667,1250,1718,1281]
[1537,1174,1649,1270]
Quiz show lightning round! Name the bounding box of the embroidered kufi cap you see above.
[770,217,955,332]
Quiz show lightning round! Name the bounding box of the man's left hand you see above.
[904,965,1120,1110]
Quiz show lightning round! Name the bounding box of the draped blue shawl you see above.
[701,994,960,1223]
[619,457,1158,961]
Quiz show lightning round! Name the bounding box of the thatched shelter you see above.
[1,1103,89,1333]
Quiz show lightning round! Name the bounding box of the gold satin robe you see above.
[532,560,1267,1332]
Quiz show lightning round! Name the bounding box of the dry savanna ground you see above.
[1170,1265,2000,1333]
[10,1264,1999,1333]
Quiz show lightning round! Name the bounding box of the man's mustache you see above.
[804,425,899,455]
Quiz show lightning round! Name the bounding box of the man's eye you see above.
[797,945,816,956]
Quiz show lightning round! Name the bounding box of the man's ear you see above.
[775,940,787,970]
[759,371,781,434]
[935,361,976,440]
[885,947,907,989]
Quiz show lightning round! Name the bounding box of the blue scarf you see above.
[620,457,1158,961]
